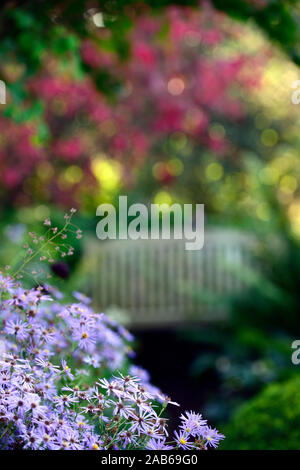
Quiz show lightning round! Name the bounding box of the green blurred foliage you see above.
[0,206,94,291]
[2,1,300,64]
[221,375,300,449]
[180,163,300,422]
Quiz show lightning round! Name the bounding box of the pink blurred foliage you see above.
[80,40,115,68]
[0,1,266,208]
[52,137,84,162]
[133,42,157,67]
[0,118,45,195]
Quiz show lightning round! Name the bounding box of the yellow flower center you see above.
[180,438,187,445]
[92,444,99,450]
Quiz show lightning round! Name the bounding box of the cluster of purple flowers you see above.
[0,273,134,372]
[0,272,225,450]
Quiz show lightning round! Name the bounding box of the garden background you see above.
[1,0,300,449]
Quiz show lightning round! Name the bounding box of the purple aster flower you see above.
[180,410,207,437]
[52,394,79,411]
[119,430,138,448]
[110,399,135,419]
[39,327,56,344]
[126,389,153,413]
[43,285,63,300]
[174,429,194,450]
[72,327,96,351]
[0,274,15,294]
[5,288,31,308]
[72,291,91,305]
[61,360,74,380]
[128,409,158,436]
[97,378,126,399]
[129,365,151,383]
[35,427,56,449]
[35,357,59,372]
[158,394,180,407]
[4,319,30,341]
[146,438,174,450]
[26,393,48,417]
[7,394,28,414]
[86,435,103,450]
[118,326,134,342]
[76,415,90,431]
[21,428,42,450]
[155,417,169,436]
[27,289,52,304]
[57,427,83,450]
[83,355,101,368]
[202,426,225,448]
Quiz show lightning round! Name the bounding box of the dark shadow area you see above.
[133,327,221,431]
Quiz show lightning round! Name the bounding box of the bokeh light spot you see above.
[209,123,226,139]
[280,175,298,194]
[154,191,172,206]
[34,205,50,220]
[288,201,300,237]
[37,162,54,181]
[205,162,224,181]
[259,166,279,185]
[261,129,278,147]
[168,77,185,96]
[92,12,105,28]
[64,165,83,184]
[256,203,270,221]
[152,162,165,180]
[92,156,121,190]
[169,132,187,151]
[167,158,183,176]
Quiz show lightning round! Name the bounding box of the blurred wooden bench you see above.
[82,228,256,328]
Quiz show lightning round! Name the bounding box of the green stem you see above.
[12,219,71,279]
